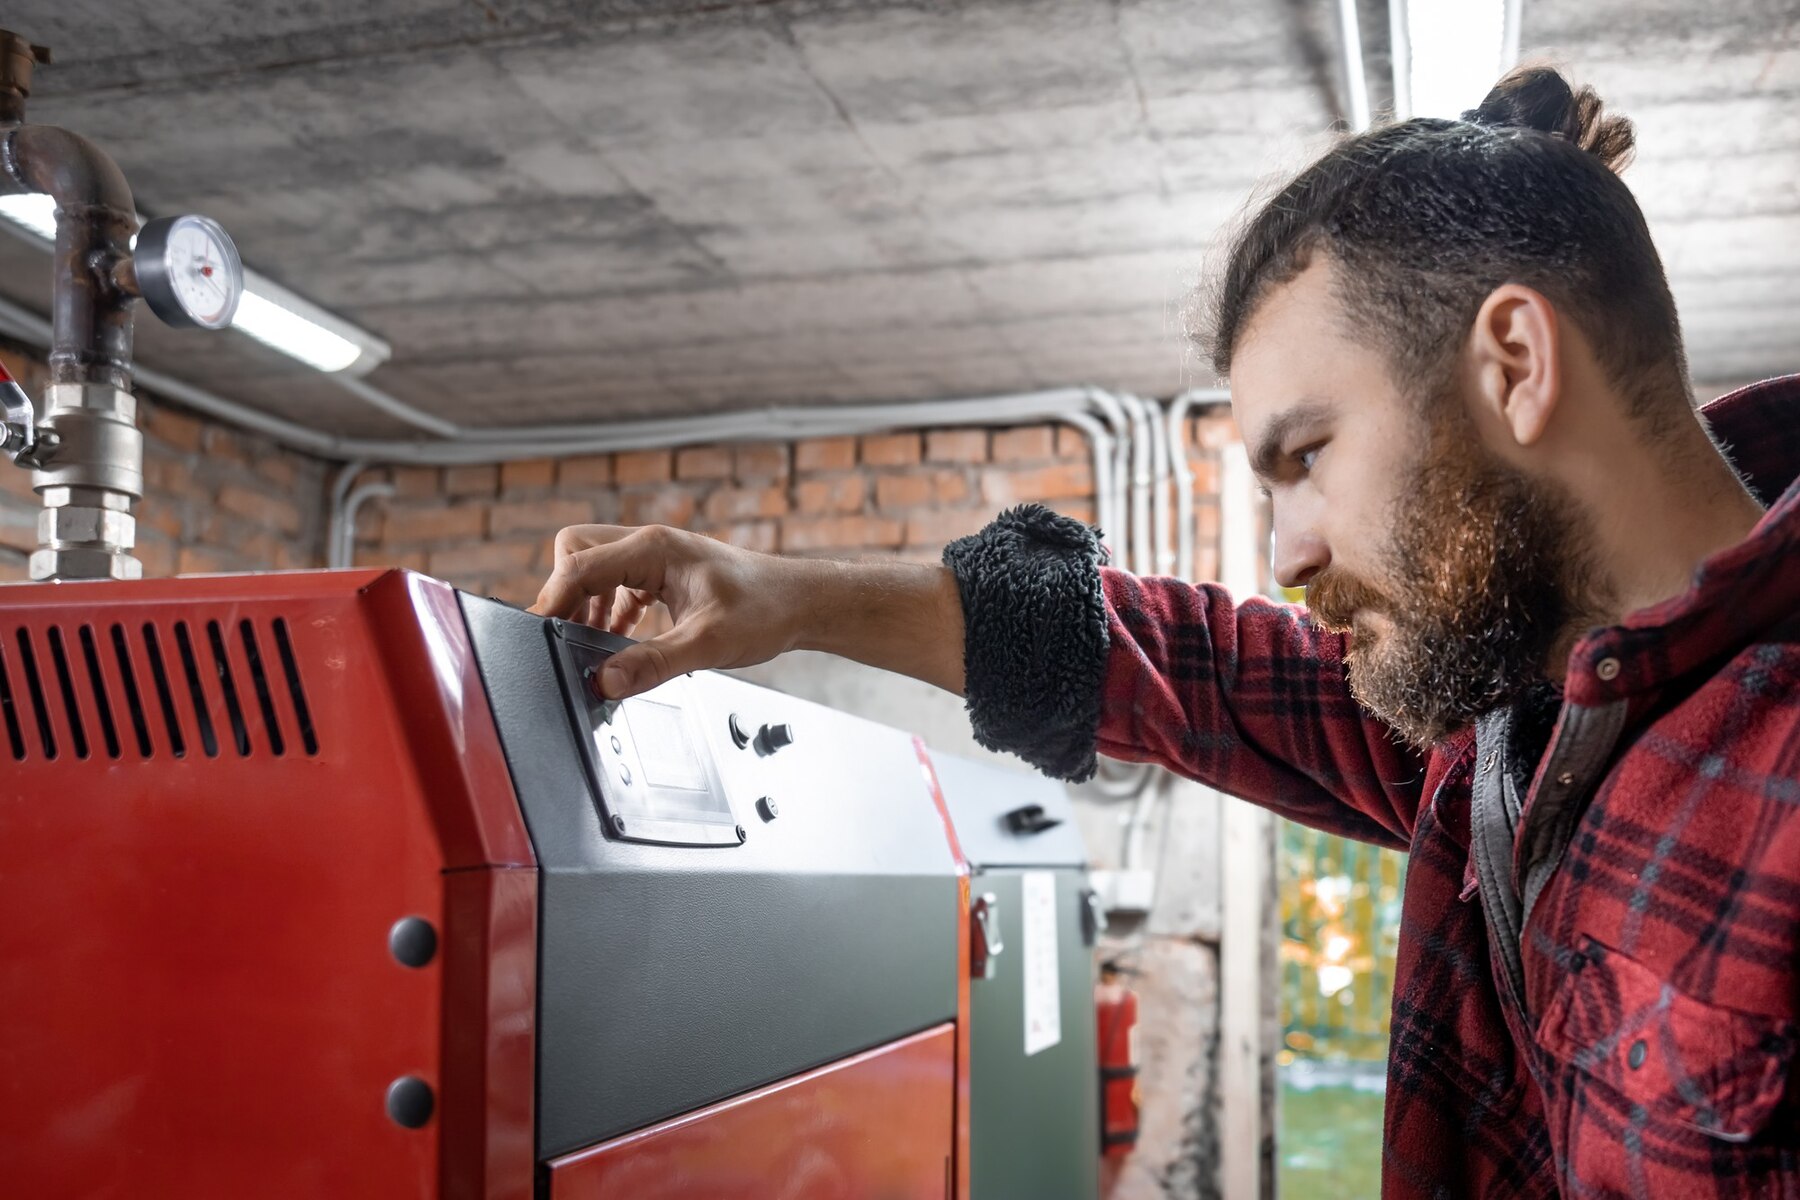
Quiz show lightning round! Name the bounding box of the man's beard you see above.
[1305,416,1603,750]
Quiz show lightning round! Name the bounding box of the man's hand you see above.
[530,523,967,700]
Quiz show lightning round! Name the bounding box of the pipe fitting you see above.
[32,381,142,498]
[3,124,139,390]
[28,382,142,581]
[38,501,134,546]
[0,32,48,127]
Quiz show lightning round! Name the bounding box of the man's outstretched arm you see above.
[533,505,1427,847]
[532,520,968,696]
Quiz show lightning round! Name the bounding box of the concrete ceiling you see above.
[0,0,1793,439]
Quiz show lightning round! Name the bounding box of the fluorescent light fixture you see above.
[0,192,56,239]
[230,290,360,373]
[1401,0,1515,120]
[231,282,384,374]
[0,192,391,376]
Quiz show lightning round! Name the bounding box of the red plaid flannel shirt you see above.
[1096,377,1800,1197]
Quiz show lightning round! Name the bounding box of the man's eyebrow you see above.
[1248,400,1332,479]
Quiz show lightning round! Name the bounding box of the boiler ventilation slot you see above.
[0,616,318,762]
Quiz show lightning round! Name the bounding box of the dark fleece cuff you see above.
[942,504,1110,782]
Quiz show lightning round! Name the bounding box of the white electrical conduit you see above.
[1114,384,1230,847]
[329,478,395,571]
[1166,387,1233,579]
[1389,0,1414,119]
[1116,392,1155,576]
[1145,396,1172,577]
[1501,0,1524,83]
[1338,0,1373,131]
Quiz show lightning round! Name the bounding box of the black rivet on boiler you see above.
[612,814,628,836]
[757,796,779,822]
[388,916,437,969]
[1627,1039,1647,1070]
[386,1076,435,1128]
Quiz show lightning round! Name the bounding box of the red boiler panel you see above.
[546,1024,958,1200]
[0,571,537,1200]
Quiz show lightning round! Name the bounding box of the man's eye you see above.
[1298,446,1323,472]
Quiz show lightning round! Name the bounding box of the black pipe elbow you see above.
[2,124,138,387]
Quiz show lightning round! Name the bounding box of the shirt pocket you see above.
[1537,935,1797,1142]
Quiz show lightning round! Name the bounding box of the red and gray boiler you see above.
[0,570,981,1197]
[0,31,1107,1193]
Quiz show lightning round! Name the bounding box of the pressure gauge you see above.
[134,214,243,331]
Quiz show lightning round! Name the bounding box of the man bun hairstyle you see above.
[1461,66,1636,171]
[1206,65,1690,430]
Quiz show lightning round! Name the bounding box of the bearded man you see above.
[533,67,1800,1198]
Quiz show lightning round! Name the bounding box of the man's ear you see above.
[1469,283,1560,448]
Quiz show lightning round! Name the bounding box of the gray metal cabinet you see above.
[935,753,1101,1200]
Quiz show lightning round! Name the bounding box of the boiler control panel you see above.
[547,618,741,847]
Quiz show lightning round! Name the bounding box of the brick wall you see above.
[353,412,1238,611]
[0,342,331,582]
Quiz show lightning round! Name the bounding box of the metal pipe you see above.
[2,125,138,390]
[1115,392,1155,575]
[1337,0,1372,131]
[332,479,394,570]
[1501,0,1523,76]
[325,459,369,570]
[1107,397,1134,568]
[1069,387,1130,561]
[335,375,463,440]
[1166,388,1232,579]
[1145,396,1172,576]
[0,32,48,127]
[0,58,147,583]
[1388,0,1414,120]
[1055,411,1116,542]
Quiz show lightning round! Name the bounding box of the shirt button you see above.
[1627,1039,1647,1069]
[1596,657,1621,682]
[1556,771,1574,787]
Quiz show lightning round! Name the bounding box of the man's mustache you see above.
[1304,569,1390,634]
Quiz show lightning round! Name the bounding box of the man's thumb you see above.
[599,626,710,699]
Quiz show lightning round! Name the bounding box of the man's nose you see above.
[1272,509,1330,591]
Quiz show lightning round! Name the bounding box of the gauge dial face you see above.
[137,214,244,330]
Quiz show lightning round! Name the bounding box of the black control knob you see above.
[753,722,794,756]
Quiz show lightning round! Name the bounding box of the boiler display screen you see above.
[624,700,709,792]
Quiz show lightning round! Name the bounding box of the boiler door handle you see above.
[971,892,1004,980]
[1082,887,1108,947]
[1004,803,1062,835]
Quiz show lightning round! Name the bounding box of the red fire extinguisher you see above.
[1095,959,1140,1158]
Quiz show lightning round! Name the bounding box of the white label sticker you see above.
[1021,870,1062,1056]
